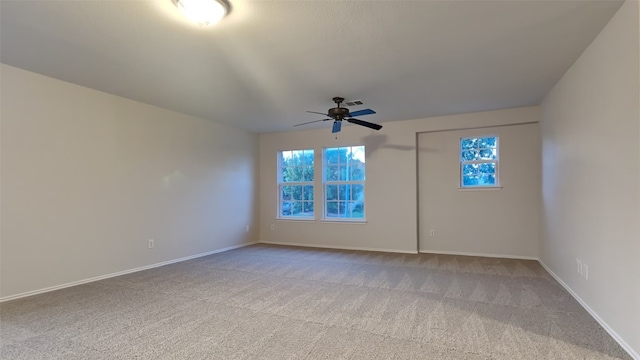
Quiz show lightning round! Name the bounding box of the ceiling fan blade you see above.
[306,111,329,116]
[294,118,331,127]
[347,118,382,130]
[348,109,376,117]
[332,121,342,133]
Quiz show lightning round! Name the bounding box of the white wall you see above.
[259,106,539,253]
[418,123,540,258]
[540,0,640,357]
[0,64,259,300]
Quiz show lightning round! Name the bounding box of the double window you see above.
[277,146,366,220]
[277,149,314,218]
[460,136,499,187]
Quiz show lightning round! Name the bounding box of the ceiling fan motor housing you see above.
[328,107,350,120]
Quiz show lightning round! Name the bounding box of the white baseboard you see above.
[419,249,538,261]
[0,242,258,303]
[538,260,639,360]
[260,241,418,254]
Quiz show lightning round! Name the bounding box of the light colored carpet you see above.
[0,244,631,359]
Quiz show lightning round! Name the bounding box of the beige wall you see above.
[418,123,540,258]
[259,106,539,253]
[0,64,259,299]
[540,0,640,356]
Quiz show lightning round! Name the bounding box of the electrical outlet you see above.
[583,264,588,280]
[148,239,154,249]
[429,229,435,237]
[576,259,582,275]
[271,224,275,231]
[245,225,250,232]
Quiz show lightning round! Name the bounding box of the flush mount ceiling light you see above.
[176,0,229,26]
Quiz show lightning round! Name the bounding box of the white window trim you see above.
[320,218,367,224]
[459,136,500,189]
[457,186,503,191]
[276,218,315,222]
[322,145,367,222]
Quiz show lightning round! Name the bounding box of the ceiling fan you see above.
[294,97,383,133]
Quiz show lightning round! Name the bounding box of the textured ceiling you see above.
[0,0,623,133]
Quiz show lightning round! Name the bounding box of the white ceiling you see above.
[0,0,623,133]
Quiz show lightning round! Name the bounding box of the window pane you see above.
[461,150,477,161]
[326,201,339,217]
[350,162,365,180]
[478,162,496,174]
[349,146,366,163]
[282,186,292,200]
[345,202,353,218]
[338,185,348,200]
[339,165,348,181]
[326,165,339,181]
[292,185,302,200]
[462,175,479,186]
[292,202,303,216]
[479,137,497,148]
[282,167,291,182]
[303,165,314,181]
[478,174,496,186]
[283,166,303,182]
[345,147,352,164]
[303,150,314,166]
[303,185,314,200]
[462,163,478,176]
[351,184,364,201]
[478,148,496,160]
[461,138,477,150]
[326,185,338,201]
[292,151,303,166]
[338,201,346,216]
[303,201,314,214]
[326,148,340,164]
[339,147,349,164]
[281,151,293,166]
[348,201,364,218]
[281,201,292,216]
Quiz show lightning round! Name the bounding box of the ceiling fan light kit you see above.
[176,0,229,26]
[295,97,383,134]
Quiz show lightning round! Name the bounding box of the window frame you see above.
[322,145,367,222]
[459,135,500,189]
[277,149,315,220]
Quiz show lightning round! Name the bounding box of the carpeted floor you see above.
[0,244,631,359]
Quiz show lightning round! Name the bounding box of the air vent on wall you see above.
[344,99,364,107]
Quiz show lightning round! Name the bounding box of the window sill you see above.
[321,219,367,224]
[458,186,503,191]
[276,217,315,222]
